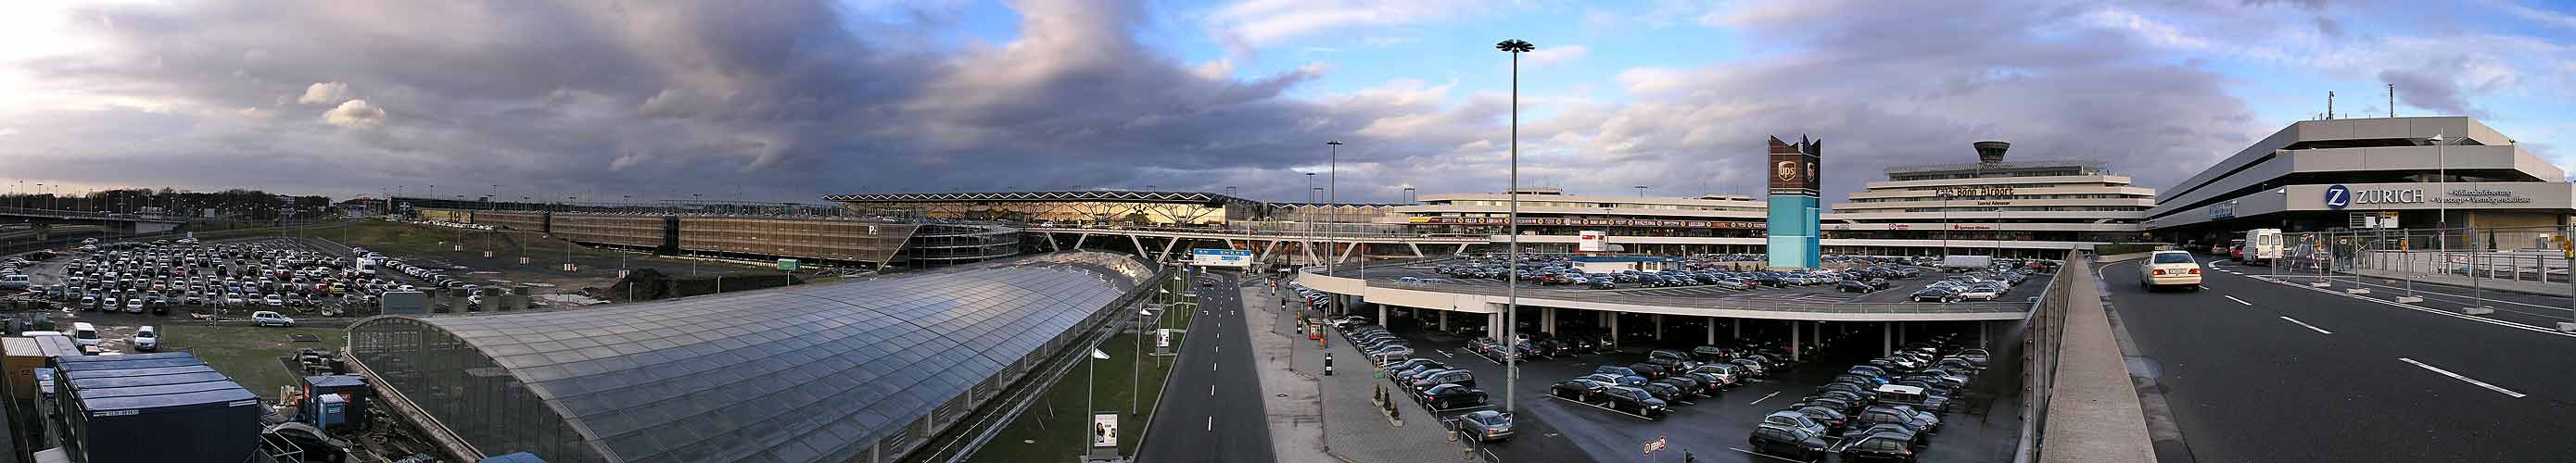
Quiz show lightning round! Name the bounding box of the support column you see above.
[1884,322,1895,357]
[1897,322,1906,345]
[1542,307,1557,334]
[1157,237,1182,262]
[1653,314,1665,340]
[1301,240,1324,267]
[1706,319,1717,344]
[1130,234,1147,259]
[1456,243,1471,256]
[1790,320,1802,362]
[1377,305,1387,329]
[1072,232,1090,249]
[1046,232,1060,251]
[1440,310,1449,332]
[1489,312,1503,340]
[1979,321,1989,347]
[1334,241,1360,264]
[1610,314,1621,346]
[1732,319,1742,339]
[1408,243,1425,257]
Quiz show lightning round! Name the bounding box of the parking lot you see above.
[1338,316,2020,463]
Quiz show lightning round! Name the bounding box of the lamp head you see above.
[1495,39,1535,53]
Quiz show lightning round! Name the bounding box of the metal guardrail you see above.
[2014,249,2086,463]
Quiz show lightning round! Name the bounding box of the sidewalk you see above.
[1243,285,1335,463]
[1250,284,1471,463]
[2040,257,2155,463]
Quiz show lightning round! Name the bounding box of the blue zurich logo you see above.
[2324,184,2351,210]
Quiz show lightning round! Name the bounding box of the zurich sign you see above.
[2324,184,2351,210]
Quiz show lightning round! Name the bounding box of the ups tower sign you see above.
[1768,135,1821,197]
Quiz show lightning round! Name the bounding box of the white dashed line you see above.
[1207,416,1213,431]
[2225,295,2252,306]
[2278,317,2332,334]
[2399,357,2526,398]
[1748,391,1780,405]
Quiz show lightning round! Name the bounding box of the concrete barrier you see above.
[2032,254,2156,463]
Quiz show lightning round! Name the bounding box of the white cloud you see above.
[1521,44,1590,68]
[609,152,653,170]
[1203,0,1483,52]
[321,99,386,128]
[2081,7,2208,49]
[297,81,351,105]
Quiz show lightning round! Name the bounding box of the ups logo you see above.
[1777,160,1799,181]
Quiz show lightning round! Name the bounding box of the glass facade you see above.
[349,252,1153,463]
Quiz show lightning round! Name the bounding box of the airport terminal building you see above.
[1822,142,2157,257]
[1393,188,1771,255]
[2142,117,2576,246]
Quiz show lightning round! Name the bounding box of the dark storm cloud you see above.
[2,0,2262,205]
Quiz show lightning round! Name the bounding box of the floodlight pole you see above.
[1496,38,1534,414]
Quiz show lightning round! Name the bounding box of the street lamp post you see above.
[1326,141,1341,317]
[1496,37,1534,414]
[1940,191,1956,257]
[1634,185,1648,197]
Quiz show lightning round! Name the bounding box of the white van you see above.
[0,274,30,290]
[70,322,102,348]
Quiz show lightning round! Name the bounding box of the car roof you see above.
[1873,384,1927,394]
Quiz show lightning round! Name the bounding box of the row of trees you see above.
[0,188,332,221]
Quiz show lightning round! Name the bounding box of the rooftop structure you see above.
[348,251,1155,463]
[2141,116,2576,247]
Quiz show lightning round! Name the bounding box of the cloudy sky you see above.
[2,0,2572,205]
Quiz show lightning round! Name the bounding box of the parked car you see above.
[1748,423,1832,462]
[133,326,159,352]
[1420,383,1489,409]
[70,322,103,348]
[1452,410,1515,443]
[251,311,297,327]
[1601,386,1669,419]
[1838,428,1922,462]
[1549,379,1610,401]
[1410,369,1477,392]
[1909,286,1961,303]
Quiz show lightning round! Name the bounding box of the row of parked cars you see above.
[1905,268,2038,303]
[1545,344,1793,419]
[1747,335,1991,462]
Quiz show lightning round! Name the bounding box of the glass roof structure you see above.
[349,252,1154,463]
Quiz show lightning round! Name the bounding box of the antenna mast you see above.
[2387,83,2396,118]
[2327,91,2335,120]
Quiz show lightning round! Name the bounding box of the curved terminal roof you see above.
[350,252,1152,463]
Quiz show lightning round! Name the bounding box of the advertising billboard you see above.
[1577,231,1606,252]
[1189,248,1252,268]
[1091,413,1120,448]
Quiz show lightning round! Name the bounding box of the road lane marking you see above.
[2198,285,2210,290]
[1440,349,1455,358]
[2278,317,2332,334]
[1207,416,1213,431]
[1748,391,1779,405]
[1210,384,1215,396]
[2399,357,2526,398]
[2225,295,2252,306]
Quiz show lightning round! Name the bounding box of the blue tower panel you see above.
[1766,195,1820,269]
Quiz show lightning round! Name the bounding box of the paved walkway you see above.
[1250,282,1472,463]
[2041,256,2155,463]
[1243,284,1335,463]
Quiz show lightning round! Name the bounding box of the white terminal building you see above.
[1394,187,1772,255]
[1821,141,2158,257]
[2143,116,2576,248]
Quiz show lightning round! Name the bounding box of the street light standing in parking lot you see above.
[1496,37,1534,413]
[1326,141,1341,318]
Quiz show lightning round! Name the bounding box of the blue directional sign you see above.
[2324,184,2350,210]
[1190,248,1252,267]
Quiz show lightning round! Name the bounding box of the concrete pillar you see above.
[1790,320,1802,362]
[1979,321,1989,347]
[1732,319,1742,339]
[1706,319,1717,344]
[1897,322,1906,344]
[1884,322,1895,357]
[1610,313,1622,346]
[1542,307,1556,334]
[1440,310,1449,332]
[1377,305,1387,328]
[1653,314,1665,340]
[1489,312,1503,340]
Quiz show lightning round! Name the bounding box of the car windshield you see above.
[2152,253,2193,264]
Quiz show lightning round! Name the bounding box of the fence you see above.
[2013,249,2086,463]
[2270,224,2576,331]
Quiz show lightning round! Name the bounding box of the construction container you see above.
[5,337,42,402]
[298,375,371,432]
[52,353,260,463]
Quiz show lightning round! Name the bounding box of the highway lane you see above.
[1136,270,1275,463]
[2101,259,2576,463]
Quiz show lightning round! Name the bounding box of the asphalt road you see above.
[2101,259,2576,463]
[1136,270,1275,463]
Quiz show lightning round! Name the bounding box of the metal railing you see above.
[2270,225,2576,331]
[2013,249,2086,463]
